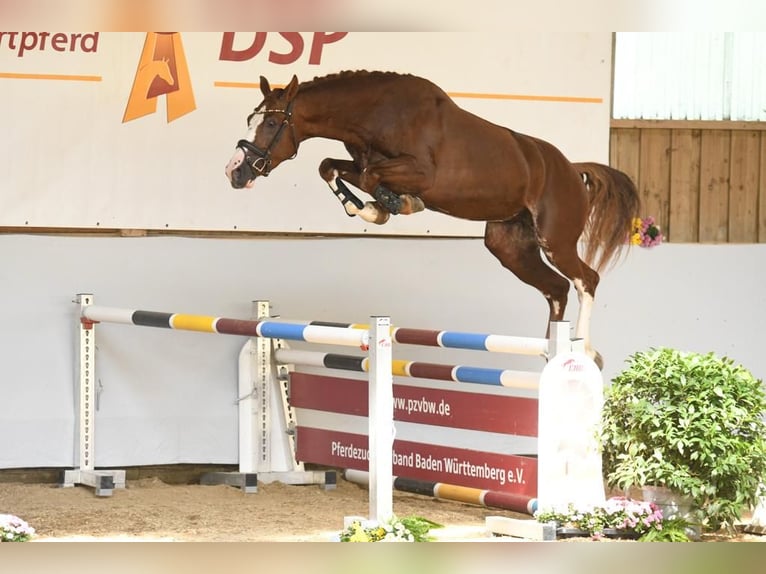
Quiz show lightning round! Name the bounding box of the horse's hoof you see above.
[401,195,425,215]
[357,203,390,225]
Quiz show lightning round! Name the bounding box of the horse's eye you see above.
[266,118,278,129]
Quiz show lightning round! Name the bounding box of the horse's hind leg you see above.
[484,215,571,351]
[539,226,603,369]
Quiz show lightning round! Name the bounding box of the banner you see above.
[0,32,611,235]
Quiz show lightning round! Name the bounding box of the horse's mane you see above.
[300,70,413,90]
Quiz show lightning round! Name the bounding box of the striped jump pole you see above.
[344,469,538,515]
[81,305,370,349]
[310,320,552,356]
[274,348,539,389]
[82,306,568,358]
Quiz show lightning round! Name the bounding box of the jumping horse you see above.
[224,71,641,368]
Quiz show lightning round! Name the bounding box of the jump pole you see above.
[344,469,539,515]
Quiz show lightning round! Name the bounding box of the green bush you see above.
[600,347,766,532]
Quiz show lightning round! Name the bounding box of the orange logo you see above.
[123,32,196,123]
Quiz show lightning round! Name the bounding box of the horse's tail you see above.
[574,162,642,273]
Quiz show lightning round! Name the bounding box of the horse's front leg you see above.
[318,158,390,224]
[359,155,429,216]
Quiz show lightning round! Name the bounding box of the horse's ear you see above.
[259,76,271,97]
[284,74,300,101]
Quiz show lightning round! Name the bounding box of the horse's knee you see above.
[318,158,332,174]
[318,158,336,180]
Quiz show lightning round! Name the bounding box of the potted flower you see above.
[535,497,675,540]
[534,502,601,538]
[598,497,663,539]
[1,514,35,542]
[600,347,766,534]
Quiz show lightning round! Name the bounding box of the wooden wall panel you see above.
[698,130,731,243]
[760,136,766,243]
[638,129,671,237]
[610,122,766,244]
[609,128,641,189]
[728,131,761,242]
[668,130,700,242]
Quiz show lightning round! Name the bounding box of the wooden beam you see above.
[612,119,766,131]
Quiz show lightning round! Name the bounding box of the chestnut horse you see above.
[224,71,640,368]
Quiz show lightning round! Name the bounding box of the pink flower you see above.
[627,216,663,248]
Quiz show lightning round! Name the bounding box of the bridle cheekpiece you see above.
[236,99,297,177]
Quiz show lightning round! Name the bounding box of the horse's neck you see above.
[294,84,367,145]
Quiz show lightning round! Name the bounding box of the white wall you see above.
[0,234,763,468]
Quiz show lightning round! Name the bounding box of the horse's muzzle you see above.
[238,140,273,177]
[228,169,250,189]
[225,144,268,188]
[233,160,259,188]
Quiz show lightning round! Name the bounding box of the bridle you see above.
[236,99,297,177]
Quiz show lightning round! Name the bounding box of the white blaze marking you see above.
[244,122,256,142]
[225,119,260,185]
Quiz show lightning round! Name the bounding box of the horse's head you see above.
[225,74,300,189]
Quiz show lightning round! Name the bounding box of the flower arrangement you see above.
[535,501,606,535]
[338,515,443,542]
[1,514,35,542]
[534,497,687,541]
[629,216,663,247]
[600,497,664,536]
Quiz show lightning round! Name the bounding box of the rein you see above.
[237,99,297,177]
